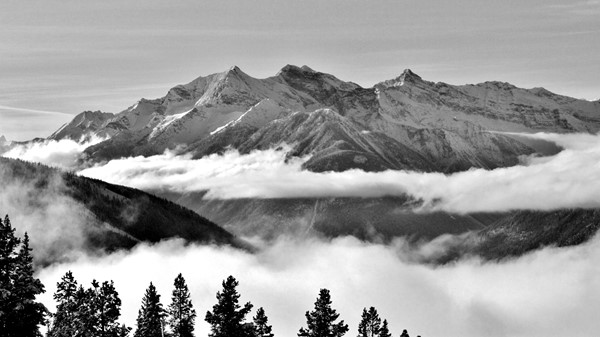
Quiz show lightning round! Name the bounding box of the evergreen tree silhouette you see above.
[379,320,391,337]
[205,275,253,337]
[357,307,381,337]
[50,272,129,337]
[49,271,79,336]
[0,215,47,337]
[298,288,348,337]
[253,307,274,337]
[90,279,128,337]
[134,282,165,337]
[167,273,196,337]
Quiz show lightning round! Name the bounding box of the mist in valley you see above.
[10,132,599,214]
[34,230,600,337]
[3,132,600,336]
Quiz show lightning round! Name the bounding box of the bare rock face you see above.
[51,65,600,172]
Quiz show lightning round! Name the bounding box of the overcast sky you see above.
[1,0,599,141]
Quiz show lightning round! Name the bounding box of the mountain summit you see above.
[376,69,422,88]
[50,65,600,172]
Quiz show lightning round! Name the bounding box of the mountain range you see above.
[5,65,600,262]
[49,65,600,172]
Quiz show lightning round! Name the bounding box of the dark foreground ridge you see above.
[0,157,240,265]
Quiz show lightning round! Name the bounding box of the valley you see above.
[2,66,600,264]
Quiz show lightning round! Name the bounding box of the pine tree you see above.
[298,289,348,337]
[399,329,410,337]
[378,320,391,337]
[75,285,94,335]
[0,215,20,305]
[205,275,253,337]
[357,307,381,337]
[90,280,127,337]
[0,216,47,337]
[134,282,165,337]
[10,233,47,336]
[50,272,129,337]
[253,307,274,337]
[167,273,196,337]
[49,272,83,337]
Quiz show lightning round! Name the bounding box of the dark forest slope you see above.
[474,208,600,260]
[0,157,238,257]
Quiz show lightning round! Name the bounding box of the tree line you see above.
[1,215,422,337]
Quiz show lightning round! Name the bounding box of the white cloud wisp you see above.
[77,132,600,213]
[2,136,106,170]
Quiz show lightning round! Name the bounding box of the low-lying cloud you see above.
[1,137,111,265]
[77,132,600,213]
[2,136,105,170]
[0,163,94,265]
[3,131,598,336]
[36,233,600,337]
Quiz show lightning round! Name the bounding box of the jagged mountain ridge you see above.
[51,65,600,172]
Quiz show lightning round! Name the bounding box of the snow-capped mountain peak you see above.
[49,110,115,140]
[376,68,423,88]
[50,65,600,172]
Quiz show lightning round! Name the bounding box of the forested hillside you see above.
[0,157,239,264]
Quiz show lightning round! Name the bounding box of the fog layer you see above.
[37,234,600,337]
[76,132,600,213]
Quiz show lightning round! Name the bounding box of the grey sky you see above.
[1,0,599,141]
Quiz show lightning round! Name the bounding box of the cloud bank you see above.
[77,132,600,213]
[2,131,597,336]
[2,136,105,170]
[36,233,600,337]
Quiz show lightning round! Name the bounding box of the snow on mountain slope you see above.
[148,107,247,152]
[274,64,376,122]
[114,99,164,132]
[149,109,191,139]
[49,110,115,140]
[210,99,289,135]
[229,99,290,129]
[190,108,434,172]
[51,65,600,172]
[374,70,600,134]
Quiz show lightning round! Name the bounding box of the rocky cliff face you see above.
[51,65,600,172]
